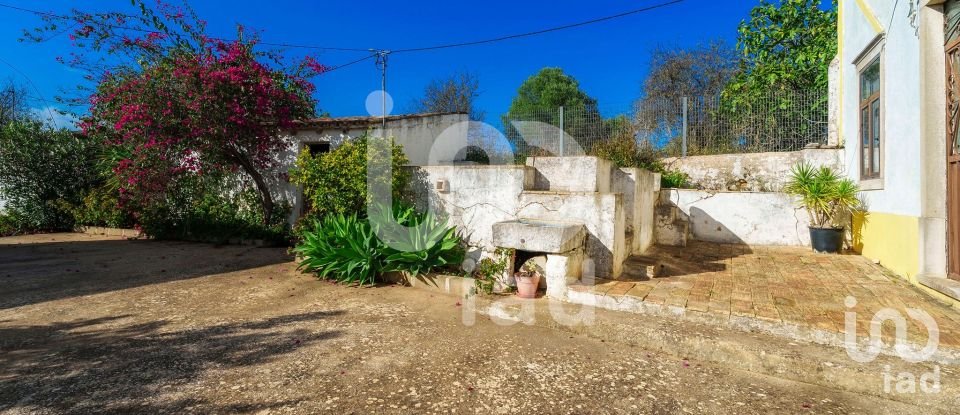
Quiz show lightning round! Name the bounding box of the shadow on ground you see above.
[0,310,342,413]
[0,237,292,309]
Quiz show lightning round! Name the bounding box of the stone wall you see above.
[407,157,660,279]
[662,148,843,192]
[613,168,660,254]
[658,189,812,246]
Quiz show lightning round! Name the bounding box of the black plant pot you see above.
[809,227,843,253]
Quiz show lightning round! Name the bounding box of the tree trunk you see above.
[232,152,275,226]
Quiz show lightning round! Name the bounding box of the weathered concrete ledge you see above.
[77,226,143,238]
[491,219,585,254]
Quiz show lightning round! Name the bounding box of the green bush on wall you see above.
[588,136,690,188]
[290,135,410,222]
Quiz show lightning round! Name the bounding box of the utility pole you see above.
[373,49,391,140]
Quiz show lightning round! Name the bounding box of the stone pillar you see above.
[544,250,584,299]
[828,54,842,148]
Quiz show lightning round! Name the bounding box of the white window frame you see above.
[853,36,885,190]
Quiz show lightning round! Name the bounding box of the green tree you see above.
[716,0,836,152]
[726,0,837,98]
[502,68,602,155]
[0,120,99,232]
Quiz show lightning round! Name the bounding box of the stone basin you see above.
[491,219,586,254]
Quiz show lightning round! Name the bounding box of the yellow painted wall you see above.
[852,212,920,278]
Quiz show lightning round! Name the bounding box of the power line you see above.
[0,56,58,120]
[391,0,685,53]
[324,53,377,73]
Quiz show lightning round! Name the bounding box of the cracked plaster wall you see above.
[662,148,843,192]
[661,189,813,246]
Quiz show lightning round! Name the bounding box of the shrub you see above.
[590,136,663,172]
[137,174,291,244]
[68,185,134,229]
[473,248,512,295]
[660,169,691,189]
[0,211,18,237]
[294,204,463,284]
[0,120,99,232]
[290,135,410,219]
[589,137,691,188]
[295,213,384,285]
[456,145,490,165]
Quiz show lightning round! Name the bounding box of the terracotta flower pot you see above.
[515,271,541,299]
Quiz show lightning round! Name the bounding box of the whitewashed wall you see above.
[660,189,812,246]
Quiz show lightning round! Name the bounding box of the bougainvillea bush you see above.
[28,1,327,235]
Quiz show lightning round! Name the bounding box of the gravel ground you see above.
[0,233,935,414]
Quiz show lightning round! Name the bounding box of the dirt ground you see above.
[0,233,937,414]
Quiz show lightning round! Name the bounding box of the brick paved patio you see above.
[569,242,960,351]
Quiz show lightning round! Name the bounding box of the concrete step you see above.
[621,255,667,279]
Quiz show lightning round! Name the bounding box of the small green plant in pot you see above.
[784,163,861,253]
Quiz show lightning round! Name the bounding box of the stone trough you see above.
[491,219,587,299]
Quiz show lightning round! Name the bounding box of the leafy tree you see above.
[0,120,99,232]
[725,0,837,98]
[412,71,485,121]
[502,68,602,155]
[712,0,837,152]
[27,1,327,225]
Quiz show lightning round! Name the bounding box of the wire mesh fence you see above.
[494,89,828,162]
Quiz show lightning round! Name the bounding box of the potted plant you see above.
[784,163,861,253]
[515,261,543,299]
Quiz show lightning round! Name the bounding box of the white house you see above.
[834,0,960,304]
[270,112,469,224]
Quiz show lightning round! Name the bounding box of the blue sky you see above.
[0,0,761,126]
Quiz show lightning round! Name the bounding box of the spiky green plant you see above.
[784,162,861,229]
[370,204,465,277]
[294,213,384,285]
[294,204,464,285]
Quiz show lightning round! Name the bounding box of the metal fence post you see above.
[681,97,688,158]
[559,106,565,157]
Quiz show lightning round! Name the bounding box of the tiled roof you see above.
[292,112,465,128]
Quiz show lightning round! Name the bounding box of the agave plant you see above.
[293,213,385,285]
[783,163,861,229]
[294,204,464,284]
[369,203,465,277]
